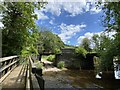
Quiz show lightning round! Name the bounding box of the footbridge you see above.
[0,56,44,90]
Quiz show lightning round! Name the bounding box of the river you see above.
[42,59,120,90]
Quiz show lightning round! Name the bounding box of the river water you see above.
[42,60,120,90]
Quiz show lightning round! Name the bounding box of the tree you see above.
[21,29,39,58]
[92,33,115,71]
[1,2,46,57]
[101,2,120,32]
[94,2,120,71]
[93,2,120,71]
[81,38,91,52]
[100,2,120,56]
[75,46,87,57]
[38,27,65,54]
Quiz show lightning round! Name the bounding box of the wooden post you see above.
[35,74,44,90]
[38,54,42,61]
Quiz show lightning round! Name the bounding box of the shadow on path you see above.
[1,65,27,89]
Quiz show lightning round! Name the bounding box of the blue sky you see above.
[35,1,104,46]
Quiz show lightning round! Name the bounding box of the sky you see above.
[0,1,107,46]
[35,1,105,46]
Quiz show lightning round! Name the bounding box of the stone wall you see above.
[54,48,77,68]
[54,48,97,70]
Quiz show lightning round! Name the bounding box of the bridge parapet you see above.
[0,56,19,83]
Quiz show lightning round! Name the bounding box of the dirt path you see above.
[41,59,74,89]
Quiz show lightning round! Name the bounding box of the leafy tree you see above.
[94,2,120,70]
[38,27,64,54]
[92,33,115,71]
[101,2,120,32]
[75,46,87,57]
[1,2,46,57]
[81,38,91,52]
[100,2,120,56]
[21,29,39,58]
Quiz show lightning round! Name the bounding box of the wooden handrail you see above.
[0,56,18,63]
[0,55,19,83]
[0,60,19,72]
[29,56,36,68]
[25,56,44,90]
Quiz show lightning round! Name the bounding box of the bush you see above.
[57,61,65,69]
[47,55,55,62]
[34,61,43,69]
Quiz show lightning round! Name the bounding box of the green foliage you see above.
[34,61,43,69]
[19,59,28,65]
[101,2,120,32]
[41,55,48,60]
[2,2,46,57]
[100,2,120,57]
[75,46,87,57]
[37,27,64,54]
[81,38,91,52]
[94,2,120,70]
[46,55,55,62]
[93,56,101,73]
[57,61,65,69]
[54,48,61,54]
[92,33,115,71]
[75,46,87,70]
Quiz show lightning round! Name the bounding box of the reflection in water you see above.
[42,59,120,89]
[66,70,120,90]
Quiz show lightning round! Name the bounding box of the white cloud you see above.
[77,32,101,45]
[90,7,102,14]
[49,20,54,25]
[43,2,62,16]
[62,2,86,16]
[40,1,102,17]
[77,31,116,48]
[58,23,86,43]
[67,41,70,44]
[34,1,102,20]
[34,9,49,20]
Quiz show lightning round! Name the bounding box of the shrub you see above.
[34,61,43,69]
[57,61,65,69]
[47,55,55,62]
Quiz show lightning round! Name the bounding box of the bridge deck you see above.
[1,65,27,89]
